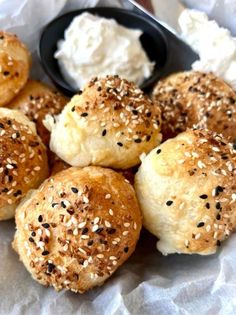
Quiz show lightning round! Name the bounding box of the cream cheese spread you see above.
[179,9,236,90]
[54,12,154,89]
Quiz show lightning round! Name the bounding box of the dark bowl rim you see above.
[38,6,170,94]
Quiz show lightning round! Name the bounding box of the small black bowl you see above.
[39,7,169,96]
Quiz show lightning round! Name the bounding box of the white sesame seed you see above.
[73,228,78,235]
[213,232,218,239]
[78,222,86,229]
[195,233,201,240]
[78,247,86,254]
[124,222,130,227]
[92,224,99,232]
[93,216,100,225]
[184,240,189,247]
[97,254,104,259]
[105,220,111,228]
[206,225,211,232]
[83,260,88,268]
[63,244,68,251]
[109,256,117,260]
[122,231,129,236]
[133,222,137,230]
[105,194,111,199]
[81,235,89,239]
[109,209,114,216]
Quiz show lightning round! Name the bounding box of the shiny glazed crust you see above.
[0,108,48,220]
[8,80,68,145]
[135,129,236,255]
[46,75,162,169]
[0,31,31,106]
[152,71,236,142]
[13,166,142,292]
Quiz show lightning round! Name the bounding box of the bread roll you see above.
[13,166,142,292]
[135,129,236,255]
[152,71,236,142]
[45,75,162,169]
[0,108,48,220]
[8,80,68,145]
[0,31,31,107]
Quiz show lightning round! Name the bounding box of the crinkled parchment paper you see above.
[0,1,236,314]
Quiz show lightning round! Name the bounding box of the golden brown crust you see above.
[14,166,142,292]
[0,108,48,220]
[49,153,70,176]
[135,129,236,255]
[0,31,31,107]
[152,71,236,142]
[8,80,68,145]
[47,75,162,169]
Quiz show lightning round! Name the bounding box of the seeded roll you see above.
[0,108,48,220]
[152,71,236,142]
[0,30,31,107]
[135,129,236,255]
[45,75,162,169]
[8,80,68,146]
[13,166,142,293]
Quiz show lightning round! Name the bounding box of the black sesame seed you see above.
[81,112,88,117]
[233,143,236,151]
[215,186,224,196]
[3,71,10,76]
[117,142,123,147]
[47,263,55,273]
[42,250,49,256]
[71,187,78,194]
[107,228,116,234]
[42,223,50,228]
[31,231,36,237]
[124,247,129,253]
[78,90,82,95]
[82,227,88,234]
[2,188,8,193]
[197,222,205,228]
[97,86,102,91]
[13,189,22,197]
[215,202,221,210]
[38,215,43,222]
[166,200,173,206]
[199,194,208,199]
[0,123,4,129]
[132,109,138,115]
[52,203,58,208]
[216,240,221,246]
[67,208,74,215]
[134,138,141,143]
[87,240,93,246]
[146,112,151,117]
[216,214,221,220]
[102,129,107,136]
[156,149,161,154]
[28,237,34,243]
[95,227,103,234]
[205,202,210,209]
[146,135,151,142]
[61,201,66,208]
[71,106,75,112]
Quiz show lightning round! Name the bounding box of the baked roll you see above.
[0,31,31,107]
[152,71,236,143]
[45,75,162,169]
[13,166,142,293]
[0,108,48,220]
[8,80,68,146]
[135,129,236,255]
